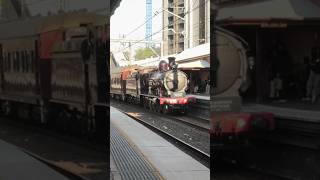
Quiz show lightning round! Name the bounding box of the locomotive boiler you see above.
[144,58,188,98]
[211,26,275,148]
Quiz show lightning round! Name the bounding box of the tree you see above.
[134,47,157,60]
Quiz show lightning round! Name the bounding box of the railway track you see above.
[23,150,91,180]
[129,111,210,132]
[0,116,105,153]
[276,117,320,137]
[214,159,290,180]
[0,117,108,180]
[115,107,210,168]
[213,116,320,180]
[111,99,210,132]
[249,117,320,150]
[164,114,209,131]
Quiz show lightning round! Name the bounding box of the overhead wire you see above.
[121,0,184,39]
[114,0,209,54]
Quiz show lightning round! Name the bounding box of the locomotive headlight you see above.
[182,98,187,104]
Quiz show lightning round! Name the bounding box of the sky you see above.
[110,0,162,52]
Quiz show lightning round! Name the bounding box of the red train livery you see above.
[0,11,108,139]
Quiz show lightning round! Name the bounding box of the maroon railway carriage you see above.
[0,11,108,138]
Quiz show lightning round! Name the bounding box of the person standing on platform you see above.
[194,85,199,94]
[205,80,210,95]
[301,57,311,99]
[269,73,283,100]
[305,59,315,101]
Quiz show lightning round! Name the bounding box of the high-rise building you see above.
[162,0,210,56]
[184,0,210,49]
[162,0,185,55]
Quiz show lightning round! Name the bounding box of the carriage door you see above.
[0,44,3,92]
[121,73,126,99]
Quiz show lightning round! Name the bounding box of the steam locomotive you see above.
[211,27,275,148]
[110,57,195,113]
[0,11,108,139]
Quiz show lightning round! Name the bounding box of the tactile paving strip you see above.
[110,123,161,180]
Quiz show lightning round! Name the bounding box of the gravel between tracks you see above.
[111,100,210,154]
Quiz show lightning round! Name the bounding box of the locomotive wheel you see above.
[150,101,155,111]
[143,99,148,109]
[180,109,187,115]
[155,103,161,113]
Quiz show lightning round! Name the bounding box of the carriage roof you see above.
[0,11,106,40]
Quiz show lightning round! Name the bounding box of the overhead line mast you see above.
[146,0,152,47]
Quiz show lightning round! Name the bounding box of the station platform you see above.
[243,102,320,122]
[0,139,69,180]
[110,106,209,180]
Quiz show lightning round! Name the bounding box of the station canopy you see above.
[134,55,177,67]
[111,52,129,67]
[217,0,320,24]
[175,43,210,62]
[178,60,210,69]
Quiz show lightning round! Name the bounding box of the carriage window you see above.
[17,52,20,72]
[21,51,26,72]
[5,53,7,72]
[13,52,15,71]
[24,51,28,72]
[7,53,11,72]
[30,51,35,73]
[2,53,5,72]
[14,52,17,72]
[12,52,15,71]
[13,52,16,71]
[4,53,7,71]
[2,53,6,72]
[25,51,29,72]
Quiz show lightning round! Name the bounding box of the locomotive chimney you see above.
[168,57,178,91]
[168,57,176,70]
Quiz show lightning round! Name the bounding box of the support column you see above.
[255,29,264,103]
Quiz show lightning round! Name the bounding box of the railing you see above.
[178,0,184,5]
[168,30,174,36]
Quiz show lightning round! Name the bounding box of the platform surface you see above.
[0,139,69,180]
[243,103,320,122]
[110,106,210,180]
[110,154,121,180]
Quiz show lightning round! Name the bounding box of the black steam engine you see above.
[111,57,195,114]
